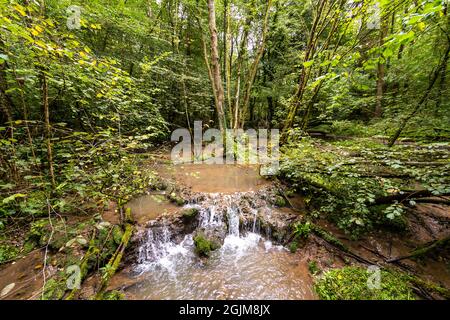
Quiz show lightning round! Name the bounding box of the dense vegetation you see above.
[0,0,449,300]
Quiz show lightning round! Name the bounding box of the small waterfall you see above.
[136,225,193,274]
[128,190,314,300]
[135,191,280,272]
[227,205,240,236]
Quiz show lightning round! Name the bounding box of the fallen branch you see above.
[94,208,133,300]
[375,190,450,205]
[387,236,450,263]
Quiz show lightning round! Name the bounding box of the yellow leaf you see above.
[79,51,87,58]
[35,25,43,32]
[417,22,426,31]
[14,4,26,16]
[31,29,39,36]
[35,40,46,48]
[3,17,12,24]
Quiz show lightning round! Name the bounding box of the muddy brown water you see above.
[161,163,270,193]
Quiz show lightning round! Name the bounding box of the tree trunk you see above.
[41,71,56,189]
[207,0,226,134]
[375,20,389,118]
[224,0,232,125]
[283,0,327,133]
[388,40,450,147]
[239,0,272,129]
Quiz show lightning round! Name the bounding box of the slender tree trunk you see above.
[388,41,450,147]
[232,5,256,129]
[224,0,232,125]
[41,71,56,189]
[375,20,389,118]
[283,0,327,133]
[233,26,249,129]
[207,0,226,134]
[239,0,272,129]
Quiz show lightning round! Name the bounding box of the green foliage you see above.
[279,135,449,237]
[274,195,286,207]
[308,260,320,275]
[41,278,67,300]
[0,244,19,264]
[314,267,416,300]
[102,290,125,300]
[292,221,312,240]
[289,241,298,253]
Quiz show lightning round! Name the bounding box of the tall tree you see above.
[207,0,227,134]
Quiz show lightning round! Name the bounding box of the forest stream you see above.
[101,154,448,300]
[106,163,316,300]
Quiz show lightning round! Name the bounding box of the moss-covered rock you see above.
[181,208,199,222]
[193,233,219,257]
[168,192,185,206]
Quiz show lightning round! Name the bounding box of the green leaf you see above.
[383,48,393,58]
[2,193,27,204]
[303,60,314,68]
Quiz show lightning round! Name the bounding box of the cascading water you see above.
[129,192,315,300]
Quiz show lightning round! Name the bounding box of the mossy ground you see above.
[314,266,416,300]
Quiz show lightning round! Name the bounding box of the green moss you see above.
[112,225,124,245]
[193,234,219,257]
[181,208,199,222]
[285,189,296,198]
[274,196,286,207]
[314,267,416,300]
[311,224,349,252]
[169,192,185,206]
[42,278,67,300]
[289,241,298,253]
[102,290,125,300]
